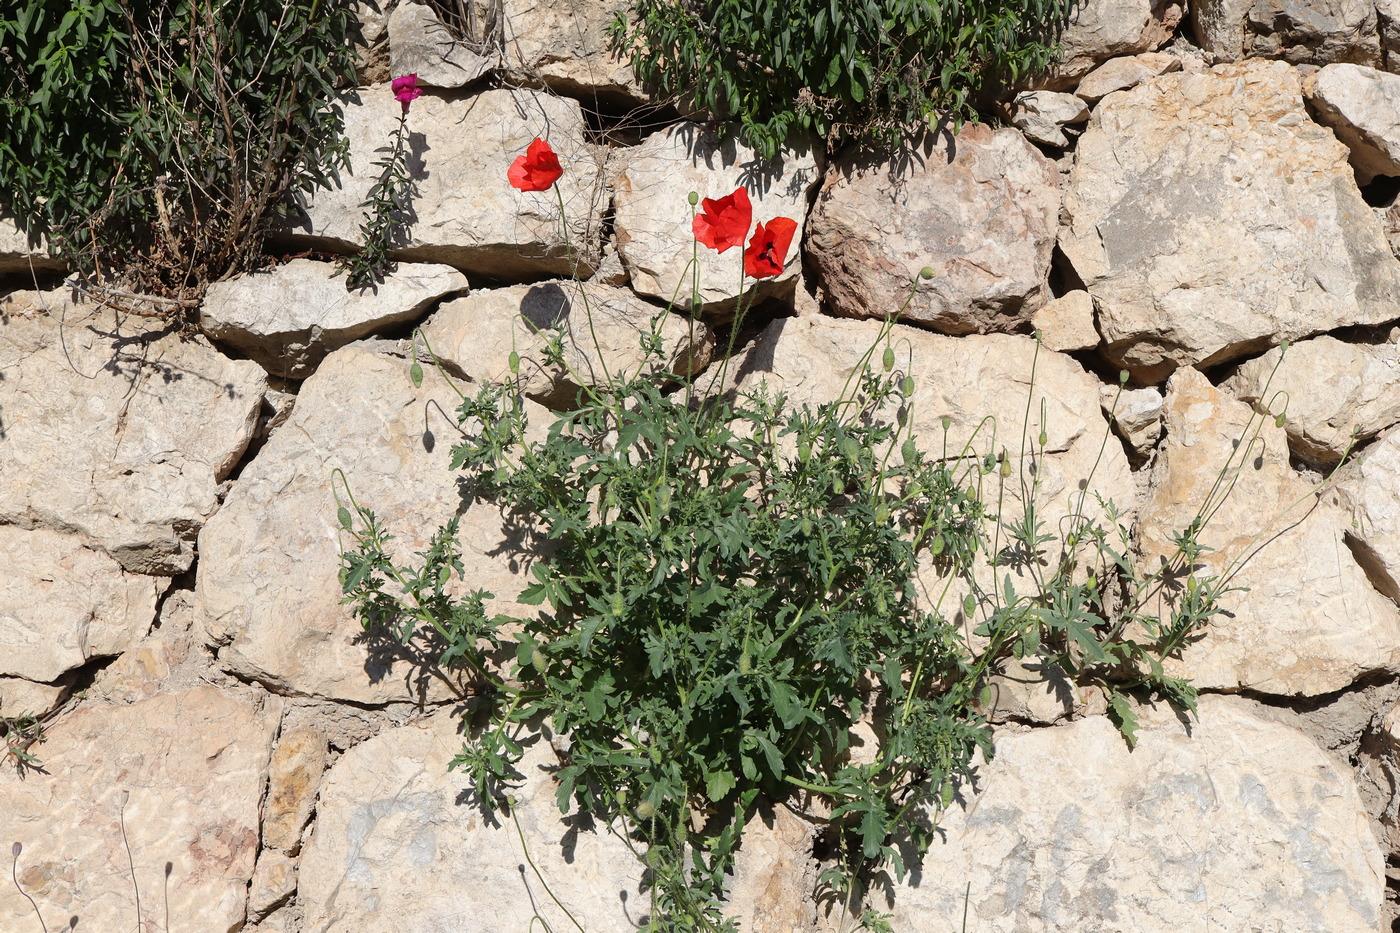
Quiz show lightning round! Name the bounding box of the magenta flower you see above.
[392,74,422,113]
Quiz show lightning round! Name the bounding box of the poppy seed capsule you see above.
[919,266,936,279]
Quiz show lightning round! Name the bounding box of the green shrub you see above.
[336,325,1236,930]
[0,0,359,306]
[611,0,1078,158]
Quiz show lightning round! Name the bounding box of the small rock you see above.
[1033,290,1098,351]
[262,727,328,852]
[1101,384,1164,454]
[1222,335,1400,464]
[1010,90,1090,147]
[1306,63,1400,184]
[1074,51,1182,102]
[389,0,492,88]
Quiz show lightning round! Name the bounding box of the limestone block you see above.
[1222,335,1400,464]
[196,344,545,703]
[422,280,712,408]
[0,688,280,933]
[1035,0,1183,88]
[809,126,1060,334]
[0,291,266,573]
[1138,367,1400,694]
[200,258,467,378]
[1060,61,1400,382]
[0,526,167,683]
[298,711,646,931]
[611,123,822,313]
[877,696,1384,932]
[1306,63,1400,184]
[282,87,606,281]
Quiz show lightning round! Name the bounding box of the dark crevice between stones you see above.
[1362,175,1400,209]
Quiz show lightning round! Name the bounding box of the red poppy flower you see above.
[392,74,421,113]
[692,186,752,253]
[743,217,797,279]
[508,138,564,192]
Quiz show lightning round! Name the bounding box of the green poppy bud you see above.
[636,800,658,820]
[883,346,895,371]
[919,266,936,279]
[1274,413,1286,428]
[1119,370,1129,385]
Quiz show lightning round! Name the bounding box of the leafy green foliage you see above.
[0,0,358,306]
[335,312,1245,928]
[611,0,1077,158]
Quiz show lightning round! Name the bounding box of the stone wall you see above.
[7,1,1400,930]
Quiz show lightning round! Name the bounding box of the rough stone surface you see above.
[877,695,1384,932]
[1139,367,1400,694]
[1009,91,1089,147]
[0,218,61,276]
[808,126,1060,334]
[0,678,68,718]
[0,526,168,683]
[262,726,328,852]
[422,280,713,408]
[1074,51,1182,102]
[1195,0,1380,63]
[0,291,266,573]
[0,687,280,933]
[611,123,822,312]
[1035,0,1184,88]
[197,344,543,704]
[200,258,467,378]
[353,0,392,85]
[390,0,493,88]
[1222,335,1400,464]
[1060,61,1400,382]
[282,88,606,280]
[1033,290,1098,352]
[298,711,646,932]
[494,0,641,101]
[1101,384,1164,455]
[1332,428,1400,602]
[1306,63,1400,184]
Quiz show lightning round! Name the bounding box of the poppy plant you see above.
[743,217,797,279]
[392,74,421,113]
[692,186,752,253]
[508,138,564,192]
